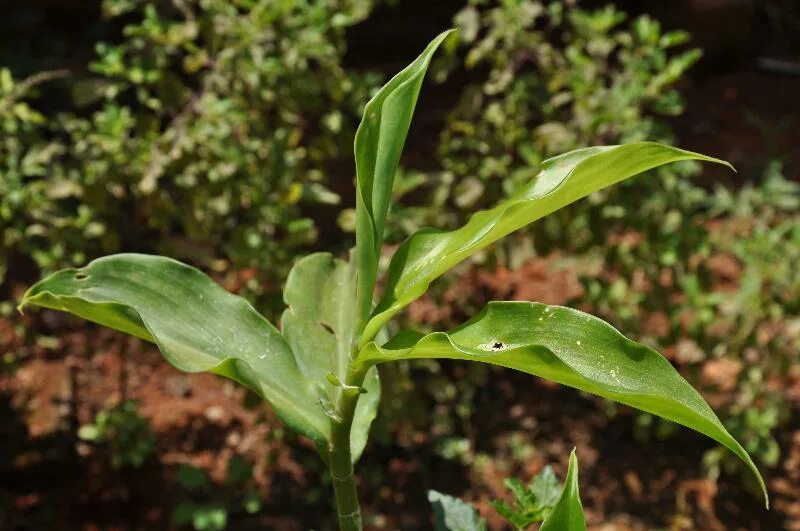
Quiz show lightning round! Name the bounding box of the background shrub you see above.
[1,0,379,309]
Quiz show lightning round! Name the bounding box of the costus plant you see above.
[20,30,767,530]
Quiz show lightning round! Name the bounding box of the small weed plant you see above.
[78,399,155,469]
[171,456,262,531]
[21,31,767,529]
[429,455,578,530]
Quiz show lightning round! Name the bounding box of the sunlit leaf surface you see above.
[358,301,766,503]
[363,143,733,343]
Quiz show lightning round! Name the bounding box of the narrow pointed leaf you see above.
[357,302,767,503]
[20,254,329,445]
[354,29,453,329]
[281,253,380,461]
[539,450,586,531]
[362,143,733,343]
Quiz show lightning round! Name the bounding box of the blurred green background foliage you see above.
[2,0,378,303]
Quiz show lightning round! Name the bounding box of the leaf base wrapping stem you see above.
[328,364,368,531]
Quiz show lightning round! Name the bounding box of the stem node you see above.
[328,364,368,530]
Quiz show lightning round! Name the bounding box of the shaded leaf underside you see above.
[281,253,380,461]
[21,254,330,445]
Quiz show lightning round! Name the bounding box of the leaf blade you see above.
[280,252,380,461]
[282,253,356,393]
[20,253,329,445]
[428,490,487,531]
[357,301,767,503]
[363,143,733,343]
[354,29,454,330]
[539,450,586,531]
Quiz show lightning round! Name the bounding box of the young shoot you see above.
[20,30,767,530]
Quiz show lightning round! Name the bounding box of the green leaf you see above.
[225,455,253,485]
[193,505,227,531]
[352,364,381,461]
[540,450,586,531]
[362,143,733,343]
[19,254,329,446]
[178,464,209,490]
[282,253,357,396]
[491,467,562,528]
[428,490,487,531]
[281,252,380,461]
[77,424,100,441]
[242,490,262,514]
[354,29,454,330]
[357,301,767,504]
[529,466,561,509]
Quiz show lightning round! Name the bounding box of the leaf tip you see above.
[701,152,736,173]
[738,448,768,509]
[569,447,578,463]
[566,448,580,483]
[721,159,737,173]
[16,287,35,315]
[758,472,769,510]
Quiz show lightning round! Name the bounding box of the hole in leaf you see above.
[478,340,509,352]
[320,322,335,335]
[75,273,89,280]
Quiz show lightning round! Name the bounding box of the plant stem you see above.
[329,363,368,531]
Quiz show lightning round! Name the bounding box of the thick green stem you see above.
[328,363,368,531]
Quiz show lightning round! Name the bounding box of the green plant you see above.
[171,456,262,531]
[430,450,584,530]
[0,67,86,284]
[361,4,715,483]
[491,463,562,529]
[429,489,488,531]
[20,31,767,530]
[77,399,156,468]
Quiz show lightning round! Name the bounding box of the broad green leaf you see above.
[354,30,454,330]
[357,301,767,504]
[19,254,329,445]
[428,490,487,531]
[540,450,586,531]
[281,253,380,461]
[282,253,357,398]
[362,143,733,343]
